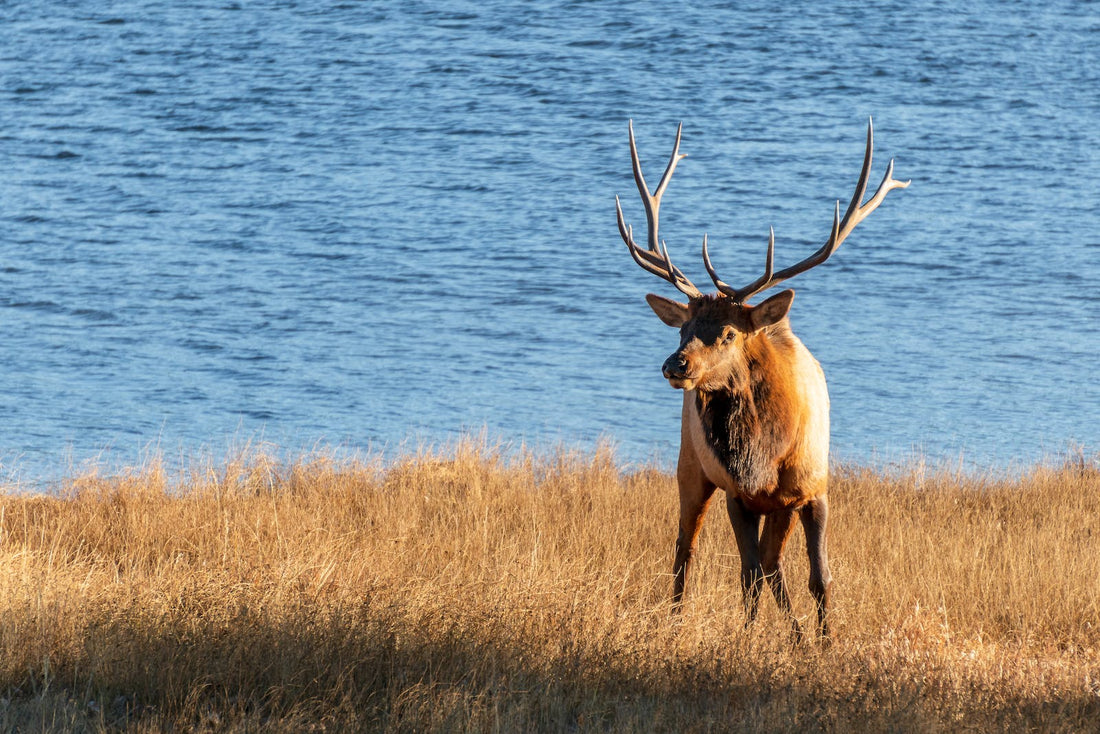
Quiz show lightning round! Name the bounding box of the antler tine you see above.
[651,122,684,203]
[659,239,699,294]
[704,229,775,301]
[617,197,701,296]
[840,117,874,228]
[722,117,911,303]
[617,121,703,299]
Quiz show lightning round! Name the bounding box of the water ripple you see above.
[0,0,1096,483]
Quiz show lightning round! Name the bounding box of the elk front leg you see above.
[672,469,716,611]
[760,508,802,640]
[800,495,833,638]
[725,494,764,625]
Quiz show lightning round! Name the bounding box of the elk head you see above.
[616,119,910,392]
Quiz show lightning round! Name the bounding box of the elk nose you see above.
[662,354,689,379]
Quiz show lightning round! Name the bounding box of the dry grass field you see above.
[1,440,1098,732]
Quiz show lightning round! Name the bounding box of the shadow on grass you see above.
[4,602,1098,733]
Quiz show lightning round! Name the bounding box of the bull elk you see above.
[616,119,908,638]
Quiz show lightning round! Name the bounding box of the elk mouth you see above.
[666,376,697,390]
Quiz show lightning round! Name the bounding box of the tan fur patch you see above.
[679,318,829,509]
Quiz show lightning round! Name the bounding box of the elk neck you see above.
[690,322,799,497]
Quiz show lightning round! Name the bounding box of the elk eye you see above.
[721,328,736,344]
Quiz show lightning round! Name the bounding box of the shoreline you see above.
[2,435,1095,496]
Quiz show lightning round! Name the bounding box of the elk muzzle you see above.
[662,352,695,389]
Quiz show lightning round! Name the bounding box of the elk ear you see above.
[645,293,689,327]
[749,289,795,331]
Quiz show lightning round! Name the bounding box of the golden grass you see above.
[1,440,1098,732]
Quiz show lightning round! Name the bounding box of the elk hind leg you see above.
[800,495,833,638]
[725,494,764,626]
[760,508,802,640]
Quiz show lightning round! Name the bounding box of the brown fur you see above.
[650,291,833,638]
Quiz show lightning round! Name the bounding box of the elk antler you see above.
[616,120,704,299]
[711,118,911,303]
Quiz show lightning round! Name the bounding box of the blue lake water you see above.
[1,1,1098,486]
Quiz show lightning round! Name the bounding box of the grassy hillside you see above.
[1,441,1098,731]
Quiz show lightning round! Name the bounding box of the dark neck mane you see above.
[694,329,792,494]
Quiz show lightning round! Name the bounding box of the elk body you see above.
[616,120,908,638]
